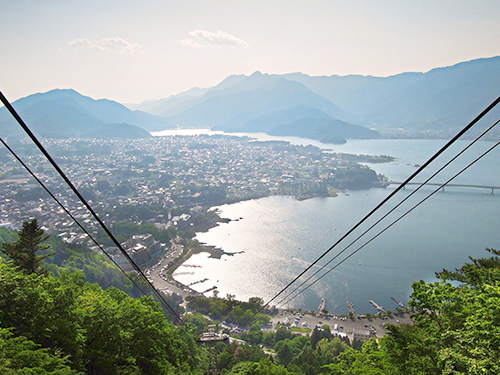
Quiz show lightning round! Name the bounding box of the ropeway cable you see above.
[0,93,186,327]
[240,94,500,327]
[277,132,500,307]
[273,116,500,308]
[0,90,187,328]
[0,114,186,329]
[0,137,153,304]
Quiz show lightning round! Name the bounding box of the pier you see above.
[391,297,409,309]
[347,302,355,315]
[201,286,217,294]
[188,278,208,286]
[317,298,326,317]
[390,181,500,194]
[172,271,194,276]
[369,300,386,313]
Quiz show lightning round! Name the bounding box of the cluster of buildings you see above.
[109,234,164,271]
[0,134,382,262]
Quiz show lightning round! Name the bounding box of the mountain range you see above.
[0,89,164,139]
[1,55,499,141]
[281,56,500,134]
[134,55,500,140]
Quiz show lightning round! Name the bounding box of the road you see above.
[145,241,196,302]
[272,308,414,339]
[145,243,413,341]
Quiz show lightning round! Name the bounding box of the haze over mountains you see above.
[0,89,159,139]
[134,55,500,139]
[2,56,499,141]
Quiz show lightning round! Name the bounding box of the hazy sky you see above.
[1,0,499,104]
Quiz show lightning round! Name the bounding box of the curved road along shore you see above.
[146,243,414,340]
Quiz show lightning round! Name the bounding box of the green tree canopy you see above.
[0,260,203,374]
[0,328,79,375]
[1,219,54,276]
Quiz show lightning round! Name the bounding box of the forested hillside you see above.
[1,220,499,374]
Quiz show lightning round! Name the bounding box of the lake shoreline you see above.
[166,136,500,316]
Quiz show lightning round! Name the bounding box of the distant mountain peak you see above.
[27,55,498,141]
[250,71,265,77]
[0,89,170,138]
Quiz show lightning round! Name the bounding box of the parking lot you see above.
[272,308,414,338]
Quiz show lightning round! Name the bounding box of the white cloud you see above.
[68,38,108,52]
[68,37,142,53]
[102,37,142,53]
[179,38,204,49]
[180,29,249,49]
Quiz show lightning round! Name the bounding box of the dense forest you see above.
[1,220,499,374]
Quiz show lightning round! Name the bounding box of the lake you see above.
[160,131,500,315]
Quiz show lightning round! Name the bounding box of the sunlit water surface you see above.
[164,131,500,314]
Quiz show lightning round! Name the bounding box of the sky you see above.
[1,0,499,104]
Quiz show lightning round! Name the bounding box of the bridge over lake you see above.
[389,181,500,194]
